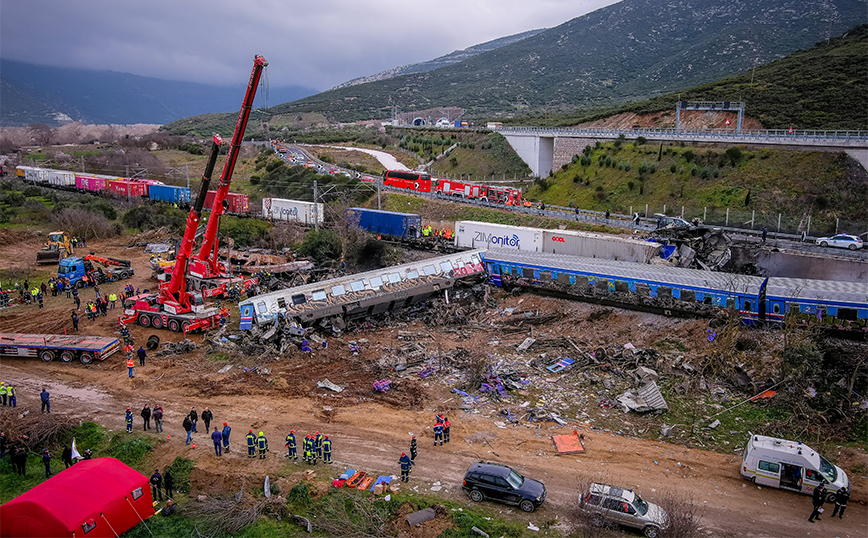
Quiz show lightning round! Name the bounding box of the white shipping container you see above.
[542,229,662,264]
[46,169,76,187]
[454,221,542,252]
[23,166,48,183]
[262,198,324,225]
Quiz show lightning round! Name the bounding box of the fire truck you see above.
[433,178,523,205]
[121,55,267,333]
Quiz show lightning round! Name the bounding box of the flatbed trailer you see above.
[0,333,121,364]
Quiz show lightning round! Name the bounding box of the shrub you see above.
[725,146,743,166]
[683,149,695,163]
[165,457,195,494]
[635,136,647,145]
[670,163,677,173]
[122,204,186,231]
[105,434,154,467]
[296,229,342,262]
[628,181,635,191]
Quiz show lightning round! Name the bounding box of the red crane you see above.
[188,54,268,294]
[120,55,267,333]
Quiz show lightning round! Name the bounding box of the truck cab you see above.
[59,257,133,288]
[740,434,849,502]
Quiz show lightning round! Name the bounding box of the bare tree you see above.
[659,489,703,538]
[28,123,54,145]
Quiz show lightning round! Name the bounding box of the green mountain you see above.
[542,24,868,130]
[268,0,866,122]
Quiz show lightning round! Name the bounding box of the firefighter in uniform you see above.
[246,430,256,458]
[410,435,417,460]
[125,408,133,433]
[315,432,323,459]
[433,422,444,446]
[285,430,297,460]
[257,431,268,459]
[322,435,332,464]
[309,435,318,465]
[399,452,413,482]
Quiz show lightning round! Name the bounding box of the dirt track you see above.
[1,235,866,538]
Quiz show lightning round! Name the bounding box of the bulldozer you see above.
[36,231,73,264]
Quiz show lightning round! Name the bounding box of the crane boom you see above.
[195,54,268,274]
[159,135,223,310]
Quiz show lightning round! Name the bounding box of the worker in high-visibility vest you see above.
[126,356,134,378]
[285,430,297,461]
[109,293,117,309]
[257,431,268,459]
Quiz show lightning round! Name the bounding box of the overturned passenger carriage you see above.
[239,249,487,329]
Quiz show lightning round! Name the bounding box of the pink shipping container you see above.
[75,175,109,192]
[108,179,147,197]
[204,191,250,213]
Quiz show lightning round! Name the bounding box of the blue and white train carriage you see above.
[482,250,868,332]
[239,249,486,328]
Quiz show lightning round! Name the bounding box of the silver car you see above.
[578,483,669,538]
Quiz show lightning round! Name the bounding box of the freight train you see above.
[14,165,249,214]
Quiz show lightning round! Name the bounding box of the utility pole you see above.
[125,165,130,203]
[377,179,381,210]
[185,163,190,191]
[80,156,85,173]
[313,180,319,231]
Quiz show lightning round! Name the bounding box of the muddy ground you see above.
[1,233,866,538]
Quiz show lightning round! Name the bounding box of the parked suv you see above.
[462,462,546,512]
[578,483,669,538]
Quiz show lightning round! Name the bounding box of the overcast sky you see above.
[1,0,620,91]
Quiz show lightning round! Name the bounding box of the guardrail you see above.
[497,126,868,145]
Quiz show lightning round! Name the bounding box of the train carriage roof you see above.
[240,249,487,308]
[482,249,765,295]
[764,276,868,306]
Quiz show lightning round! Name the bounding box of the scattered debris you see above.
[617,381,669,413]
[373,379,391,392]
[317,379,344,393]
[552,431,586,455]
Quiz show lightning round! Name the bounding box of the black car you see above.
[462,461,546,512]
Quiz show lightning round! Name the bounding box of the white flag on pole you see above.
[71,437,83,460]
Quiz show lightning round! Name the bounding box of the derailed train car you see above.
[238,249,487,329]
[482,249,868,331]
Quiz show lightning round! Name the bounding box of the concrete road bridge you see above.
[498,126,868,176]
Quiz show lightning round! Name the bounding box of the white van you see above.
[740,434,849,502]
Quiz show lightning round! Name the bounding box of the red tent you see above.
[0,457,154,538]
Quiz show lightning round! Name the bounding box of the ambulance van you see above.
[740,434,849,502]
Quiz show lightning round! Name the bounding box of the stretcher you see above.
[345,471,366,488]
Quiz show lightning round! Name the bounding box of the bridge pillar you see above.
[846,149,868,172]
[502,134,555,177]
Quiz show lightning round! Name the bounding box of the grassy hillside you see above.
[525,139,867,234]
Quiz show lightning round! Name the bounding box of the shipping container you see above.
[148,184,191,205]
[75,175,110,192]
[45,169,76,187]
[454,221,542,252]
[542,229,662,264]
[128,178,164,196]
[203,191,250,213]
[262,198,324,224]
[347,208,422,239]
[108,179,147,197]
[20,166,46,183]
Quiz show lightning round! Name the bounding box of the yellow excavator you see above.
[36,231,73,264]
